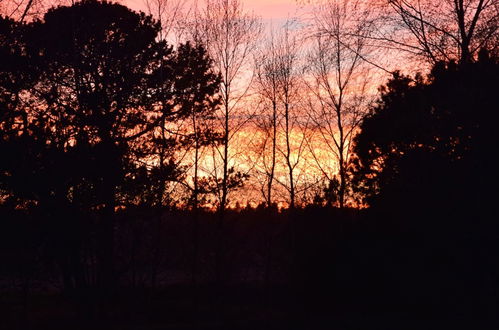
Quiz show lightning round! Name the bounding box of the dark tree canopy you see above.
[0,0,220,288]
[0,0,220,211]
[352,51,499,213]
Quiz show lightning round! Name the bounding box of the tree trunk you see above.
[284,101,295,208]
[267,100,277,207]
[220,93,230,212]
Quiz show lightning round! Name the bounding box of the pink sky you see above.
[242,0,300,19]
[126,0,302,20]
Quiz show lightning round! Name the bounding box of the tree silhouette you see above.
[191,0,261,212]
[0,16,46,208]
[352,50,499,211]
[306,0,374,208]
[127,42,221,209]
[0,0,220,289]
[346,52,499,323]
[384,0,499,64]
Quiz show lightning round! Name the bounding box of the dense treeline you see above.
[1,0,499,329]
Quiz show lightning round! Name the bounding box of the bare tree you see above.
[0,0,52,21]
[372,0,499,64]
[143,0,186,43]
[253,30,281,207]
[305,0,374,208]
[251,24,311,209]
[275,25,306,209]
[192,0,261,212]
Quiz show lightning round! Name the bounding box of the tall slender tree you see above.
[192,0,261,212]
[306,0,374,208]
[253,30,281,207]
[276,27,305,209]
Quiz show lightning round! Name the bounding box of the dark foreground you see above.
[1,206,498,330]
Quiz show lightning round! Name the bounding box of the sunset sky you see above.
[0,3,495,323]
[126,0,305,21]
[120,0,370,208]
[0,0,459,208]
[237,0,301,19]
